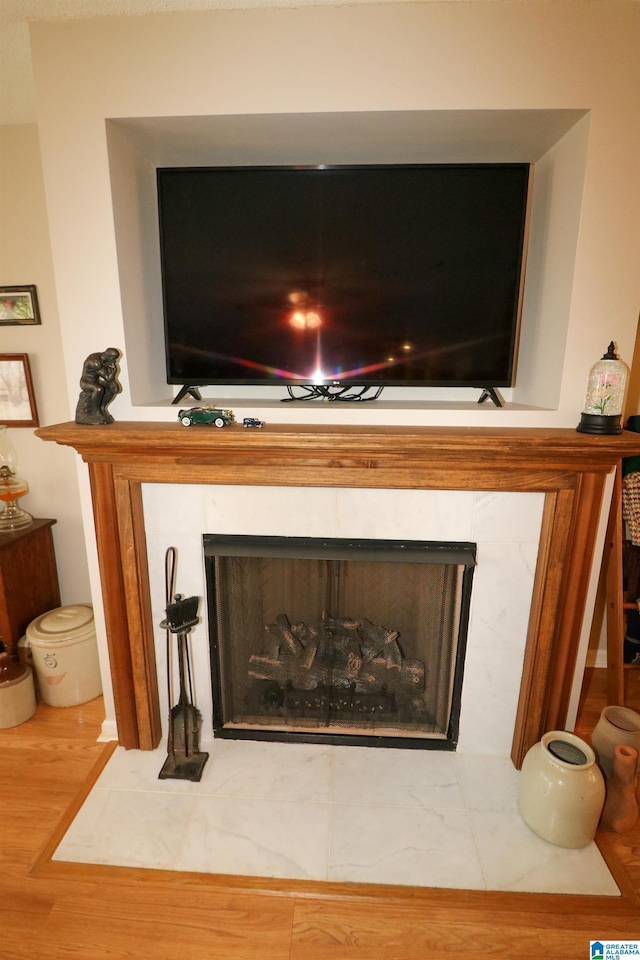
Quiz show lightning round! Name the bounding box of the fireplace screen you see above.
[204,535,475,749]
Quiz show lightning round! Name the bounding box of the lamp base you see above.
[0,501,33,531]
[576,413,622,435]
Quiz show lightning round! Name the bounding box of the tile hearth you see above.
[53,738,618,896]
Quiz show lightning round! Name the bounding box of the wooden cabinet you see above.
[0,519,60,658]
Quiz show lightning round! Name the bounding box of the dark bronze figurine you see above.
[75,347,121,425]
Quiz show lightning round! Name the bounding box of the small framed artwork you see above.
[0,285,41,325]
[0,354,39,427]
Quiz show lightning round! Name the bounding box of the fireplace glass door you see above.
[204,535,475,749]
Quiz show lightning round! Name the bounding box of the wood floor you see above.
[2,668,639,960]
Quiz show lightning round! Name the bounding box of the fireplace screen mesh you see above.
[206,536,475,748]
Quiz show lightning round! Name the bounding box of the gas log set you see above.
[247,612,426,725]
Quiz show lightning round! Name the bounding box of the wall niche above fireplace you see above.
[106,108,589,411]
[205,535,476,750]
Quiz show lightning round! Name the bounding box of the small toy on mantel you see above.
[75,347,121,425]
[177,406,234,428]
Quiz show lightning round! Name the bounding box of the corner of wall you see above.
[513,114,591,409]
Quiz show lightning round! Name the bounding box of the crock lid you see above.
[27,604,94,642]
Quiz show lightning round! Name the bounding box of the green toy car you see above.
[177,406,235,428]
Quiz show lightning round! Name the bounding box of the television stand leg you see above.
[477,387,503,408]
[172,385,203,405]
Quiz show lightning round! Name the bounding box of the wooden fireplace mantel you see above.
[36,420,640,767]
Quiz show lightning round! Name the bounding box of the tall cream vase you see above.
[519,731,605,848]
[591,705,640,780]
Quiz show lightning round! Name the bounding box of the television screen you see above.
[157,164,530,391]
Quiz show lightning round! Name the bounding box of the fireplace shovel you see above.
[158,551,209,782]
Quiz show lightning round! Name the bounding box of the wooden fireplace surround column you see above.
[36,421,640,767]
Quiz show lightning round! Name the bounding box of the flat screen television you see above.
[157,164,531,399]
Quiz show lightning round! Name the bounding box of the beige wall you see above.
[0,124,90,607]
[22,1,640,732]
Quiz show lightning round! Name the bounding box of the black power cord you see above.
[282,384,384,402]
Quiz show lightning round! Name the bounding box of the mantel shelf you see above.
[35,421,640,475]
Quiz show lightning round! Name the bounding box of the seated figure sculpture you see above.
[75,347,121,425]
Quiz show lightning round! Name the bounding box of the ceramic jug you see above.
[519,730,605,848]
[591,705,640,780]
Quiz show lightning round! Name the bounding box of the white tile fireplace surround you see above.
[142,484,544,757]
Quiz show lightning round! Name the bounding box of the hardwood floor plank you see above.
[0,719,107,872]
[36,892,295,960]
[290,899,640,959]
[0,915,52,960]
[0,698,105,740]
[0,894,54,920]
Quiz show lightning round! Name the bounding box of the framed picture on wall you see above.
[0,354,39,427]
[0,285,41,325]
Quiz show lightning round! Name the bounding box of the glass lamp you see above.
[0,426,32,531]
[576,342,628,435]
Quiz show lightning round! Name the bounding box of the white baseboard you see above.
[98,718,118,742]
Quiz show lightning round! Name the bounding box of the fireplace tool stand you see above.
[158,547,209,782]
